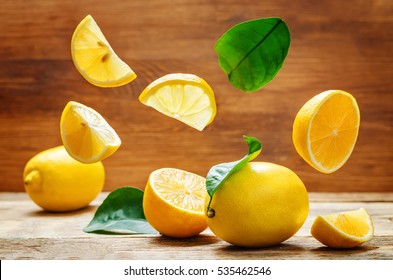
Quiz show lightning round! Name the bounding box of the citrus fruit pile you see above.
[23,14,373,250]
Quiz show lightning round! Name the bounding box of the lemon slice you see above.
[71,15,137,87]
[311,208,374,248]
[60,101,121,163]
[292,90,360,173]
[139,73,217,131]
[143,168,208,238]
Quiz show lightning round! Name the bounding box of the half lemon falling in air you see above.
[139,73,217,131]
[60,101,121,163]
[71,15,137,87]
[292,90,360,174]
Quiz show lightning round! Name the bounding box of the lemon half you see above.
[293,90,360,173]
[143,168,208,238]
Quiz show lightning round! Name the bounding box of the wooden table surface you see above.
[1,0,393,193]
[1,192,392,260]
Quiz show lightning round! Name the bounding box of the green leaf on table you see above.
[215,17,290,92]
[205,136,262,209]
[84,187,157,234]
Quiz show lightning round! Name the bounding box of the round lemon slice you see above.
[293,90,360,173]
[143,168,208,238]
[139,73,217,131]
[71,15,137,87]
[311,208,374,248]
[60,101,121,163]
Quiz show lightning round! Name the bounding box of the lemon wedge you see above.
[71,15,136,87]
[293,90,360,173]
[143,168,208,238]
[60,101,121,163]
[139,73,217,131]
[311,208,374,248]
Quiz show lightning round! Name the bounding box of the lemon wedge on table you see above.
[311,208,374,248]
[143,168,208,238]
[293,90,360,174]
[139,73,217,131]
[71,15,137,87]
[60,101,121,163]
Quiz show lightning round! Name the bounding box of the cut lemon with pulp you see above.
[293,90,360,173]
[139,73,217,131]
[60,101,121,163]
[311,208,374,248]
[143,168,208,238]
[71,15,136,87]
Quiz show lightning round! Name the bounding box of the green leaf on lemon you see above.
[84,187,157,234]
[206,136,262,210]
[215,17,290,92]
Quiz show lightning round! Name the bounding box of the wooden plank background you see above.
[0,0,392,192]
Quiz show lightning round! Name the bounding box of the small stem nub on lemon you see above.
[207,207,215,218]
[24,170,43,193]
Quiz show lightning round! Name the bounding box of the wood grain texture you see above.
[0,192,392,260]
[1,0,393,192]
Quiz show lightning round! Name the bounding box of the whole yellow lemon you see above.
[206,162,309,247]
[23,146,105,212]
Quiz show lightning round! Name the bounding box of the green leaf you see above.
[215,17,290,92]
[206,136,262,209]
[84,187,157,234]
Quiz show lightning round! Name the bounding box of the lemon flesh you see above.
[293,90,360,173]
[23,146,105,212]
[71,15,136,87]
[143,168,208,238]
[206,162,309,248]
[60,101,121,163]
[311,208,374,248]
[139,73,217,131]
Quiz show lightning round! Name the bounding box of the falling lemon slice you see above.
[292,90,360,173]
[311,208,374,248]
[139,73,217,131]
[60,101,121,163]
[71,15,137,87]
[143,168,208,238]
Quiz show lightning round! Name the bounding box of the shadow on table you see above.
[150,234,221,247]
[26,205,96,217]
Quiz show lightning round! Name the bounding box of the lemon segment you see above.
[293,90,360,173]
[60,101,121,163]
[139,73,217,131]
[143,168,208,238]
[71,15,136,87]
[311,208,374,248]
